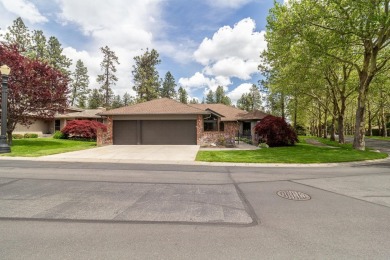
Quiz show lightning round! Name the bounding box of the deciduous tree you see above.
[0,44,69,144]
[265,0,390,150]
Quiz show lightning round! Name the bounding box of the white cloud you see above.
[0,0,48,24]
[155,40,195,64]
[56,0,162,48]
[180,17,266,100]
[204,57,258,80]
[179,72,231,92]
[190,18,265,86]
[206,0,253,8]
[227,83,252,104]
[194,18,266,65]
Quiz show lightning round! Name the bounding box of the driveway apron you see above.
[39,145,200,162]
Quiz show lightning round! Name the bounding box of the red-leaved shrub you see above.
[61,120,107,140]
[254,115,298,147]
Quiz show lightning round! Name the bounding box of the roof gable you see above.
[189,103,247,121]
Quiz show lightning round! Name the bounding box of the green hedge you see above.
[24,133,39,138]
[53,130,67,139]
[12,134,24,139]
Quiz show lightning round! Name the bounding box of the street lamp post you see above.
[0,65,11,153]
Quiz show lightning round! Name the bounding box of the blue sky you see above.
[0,0,281,104]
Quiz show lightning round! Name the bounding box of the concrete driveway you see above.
[40,145,200,163]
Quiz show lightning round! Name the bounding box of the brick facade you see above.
[97,117,113,146]
[196,115,203,145]
[197,118,239,147]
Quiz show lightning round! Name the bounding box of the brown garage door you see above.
[113,120,137,145]
[142,120,196,145]
[113,120,196,145]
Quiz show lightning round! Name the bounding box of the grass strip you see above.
[196,137,387,163]
[0,138,96,157]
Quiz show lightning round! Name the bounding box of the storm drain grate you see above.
[277,190,311,201]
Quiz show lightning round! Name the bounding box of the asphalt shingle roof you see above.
[100,98,208,116]
[189,103,248,121]
[56,108,105,119]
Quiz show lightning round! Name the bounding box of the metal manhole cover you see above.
[277,190,311,201]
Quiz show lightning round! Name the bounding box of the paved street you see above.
[0,156,389,259]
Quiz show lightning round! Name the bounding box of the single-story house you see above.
[98,98,268,146]
[12,107,106,136]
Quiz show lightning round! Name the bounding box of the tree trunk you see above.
[330,115,336,141]
[380,89,387,137]
[317,102,322,137]
[7,131,12,146]
[330,103,337,141]
[323,108,328,139]
[381,107,387,137]
[293,96,298,129]
[366,99,372,136]
[353,72,371,150]
[338,114,345,144]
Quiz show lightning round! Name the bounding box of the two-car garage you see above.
[113,120,197,145]
[100,98,207,146]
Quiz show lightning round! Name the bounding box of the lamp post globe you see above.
[0,64,11,153]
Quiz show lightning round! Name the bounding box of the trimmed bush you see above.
[24,133,39,138]
[61,120,107,140]
[12,134,24,139]
[53,130,67,139]
[254,115,298,147]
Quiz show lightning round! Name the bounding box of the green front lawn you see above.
[0,138,97,157]
[196,138,388,164]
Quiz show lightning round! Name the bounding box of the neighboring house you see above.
[98,98,268,146]
[12,107,106,136]
[189,104,268,144]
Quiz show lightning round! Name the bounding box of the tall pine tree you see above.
[111,95,123,109]
[160,71,177,99]
[132,49,161,102]
[88,89,103,109]
[178,87,188,104]
[70,59,90,107]
[31,30,47,60]
[4,17,31,53]
[47,36,72,74]
[122,92,135,106]
[215,86,231,105]
[97,46,119,108]
[206,90,215,104]
[248,84,262,111]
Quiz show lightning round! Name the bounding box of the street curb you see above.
[0,155,388,168]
